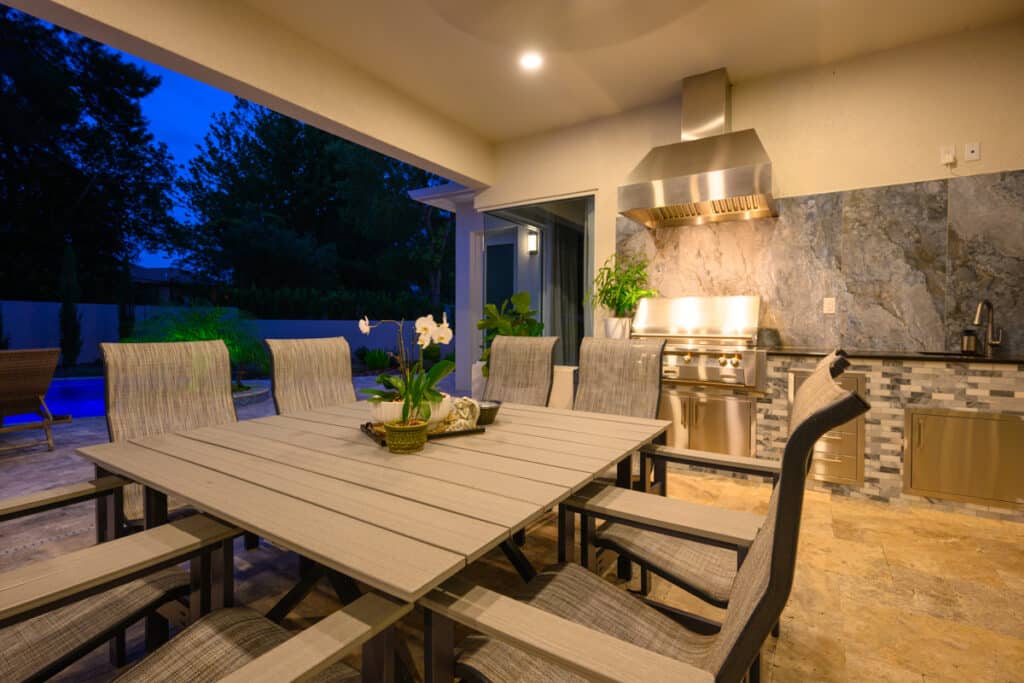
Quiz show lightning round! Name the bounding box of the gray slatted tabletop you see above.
[78,402,669,602]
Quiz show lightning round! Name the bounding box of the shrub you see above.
[364,349,391,371]
[127,307,269,378]
[421,343,441,364]
[354,345,369,363]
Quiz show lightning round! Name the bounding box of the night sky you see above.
[117,52,236,268]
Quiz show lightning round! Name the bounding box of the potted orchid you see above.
[358,313,455,453]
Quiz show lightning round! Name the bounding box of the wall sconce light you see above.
[527,231,539,255]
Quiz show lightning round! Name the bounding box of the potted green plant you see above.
[588,255,657,339]
[475,291,543,383]
[358,313,454,453]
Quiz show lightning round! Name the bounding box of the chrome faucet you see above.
[972,299,1003,358]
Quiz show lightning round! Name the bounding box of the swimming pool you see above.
[3,377,106,424]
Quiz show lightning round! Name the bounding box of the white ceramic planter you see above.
[369,394,452,429]
[604,317,632,339]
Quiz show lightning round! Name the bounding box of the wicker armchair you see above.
[266,337,356,415]
[101,340,237,525]
[482,336,558,406]
[442,360,870,683]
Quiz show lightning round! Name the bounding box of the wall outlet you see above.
[939,145,956,166]
[965,142,981,161]
[823,297,836,315]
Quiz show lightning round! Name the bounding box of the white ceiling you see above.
[242,0,1024,142]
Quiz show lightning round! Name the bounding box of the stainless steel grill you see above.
[632,296,766,457]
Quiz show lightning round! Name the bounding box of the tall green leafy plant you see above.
[58,243,83,368]
[588,255,657,318]
[476,291,543,377]
[127,307,269,380]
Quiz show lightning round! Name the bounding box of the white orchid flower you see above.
[432,317,453,345]
[415,314,436,336]
[417,331,432,348]
[358,316,371,335]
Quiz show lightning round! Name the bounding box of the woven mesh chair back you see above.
[572,337,665,418]
[482,336,558,406]
[101,341,237,521]
[266,337,356,415]
[0,348,60,416]
[706,357,869,681]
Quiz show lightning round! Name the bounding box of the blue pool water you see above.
[4,377,105,424]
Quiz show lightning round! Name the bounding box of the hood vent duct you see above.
[618,68,777,228]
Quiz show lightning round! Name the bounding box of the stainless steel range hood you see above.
[618,68,777,228]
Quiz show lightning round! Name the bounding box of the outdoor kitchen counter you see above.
[766,347,1024,365]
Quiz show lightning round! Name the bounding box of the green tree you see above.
[173,99,453,304]
[0,7,177,302]
[58,242,83,367]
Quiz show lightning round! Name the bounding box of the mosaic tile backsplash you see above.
[617,169,1024,355]
[757,354,1024,520]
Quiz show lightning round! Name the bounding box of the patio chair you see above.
[426,358,870,683]
[574,351,853,634]
[266,336,357,415]
[572,337,666,419]
[101,340,238,529]
[482,336,559,406]
[113,594,411,683]
[0,348,72,453]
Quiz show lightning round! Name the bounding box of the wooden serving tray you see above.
[360,422,485,448]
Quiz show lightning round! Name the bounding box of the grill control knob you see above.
[730,355,741,367]
[718,355,728,367]
[683,353,693,364]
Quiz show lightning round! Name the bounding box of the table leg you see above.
[424,609,454,683]
[143,487,170,650]
[95,466,126,666]
[189,547,212,622]
[211,537,234,609]
[557,504,575,563]
[615,457,634,581]
[499,539,537,582]
[579,513,597,570]
[361,625,396,683]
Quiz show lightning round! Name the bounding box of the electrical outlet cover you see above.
[823,297,836,315]
[965,142,980,161]
[940,146,956,165]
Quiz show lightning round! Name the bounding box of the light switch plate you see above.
[823,297,836,315]
[965,142,981,161]
[940,145,956,166]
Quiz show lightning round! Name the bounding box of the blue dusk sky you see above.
[118,53,236,268]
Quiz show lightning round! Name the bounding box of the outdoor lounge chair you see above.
[266,336,356,415]
[0,348,72,453]
[482,336,558,406]
[101,340,238,528]
[572,337,665,420]
[424,357,870,683]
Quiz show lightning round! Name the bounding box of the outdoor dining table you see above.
[78,400,669,677]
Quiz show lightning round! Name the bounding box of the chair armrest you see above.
[566,482,763,547]
[0,476,129,523]
[220,594,412,683]
[0,514,238,628]
[643,444,781,478]
[421,580,713,683]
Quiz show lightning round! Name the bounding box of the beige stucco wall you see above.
[474,19,1024,333]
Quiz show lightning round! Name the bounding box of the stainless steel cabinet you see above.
[789,371,866,485]
[659,387,756,458]
[904,408,1024,506]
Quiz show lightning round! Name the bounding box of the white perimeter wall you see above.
[0,301,424,365]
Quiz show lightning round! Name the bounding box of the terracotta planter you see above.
[604,317,632,339]
[369,394,452,429]
[384,421,428,453]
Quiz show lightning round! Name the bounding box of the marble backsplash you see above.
[617,169,1024,354]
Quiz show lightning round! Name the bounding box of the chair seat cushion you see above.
[114,607,360,683]
[458,563,713,683]
[0,568,189,681]
[593,521,738,605]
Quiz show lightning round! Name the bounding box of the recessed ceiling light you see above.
[519,51,543,71]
